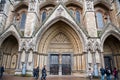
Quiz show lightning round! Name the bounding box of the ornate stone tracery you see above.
[85,0,94,11]
[29,0,35,11]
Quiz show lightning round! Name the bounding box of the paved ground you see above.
[1,75,100,80]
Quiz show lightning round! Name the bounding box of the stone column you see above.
[24,0,39,37]
[26,50,33,74]
[83,0,97,37]
[100,52,104,67]
[88,50,92,66]
[20,50,26,68]
[15,50,26,75]
[95,50,101,70]
[83,52,88,74]
[93,51,99,77]
[71,54,74,75]
[59,54,62,75]
[16,51,22,69]
[47,54,50,75]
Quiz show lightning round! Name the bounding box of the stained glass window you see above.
[96,12,104,29]
[20,13,26,30]
[42,11,46,22]
[76,10,80,23]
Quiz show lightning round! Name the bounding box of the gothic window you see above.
[20,13,26,30]
[96,12,104,29]
[42,11,46,22]
[76,10,80,23]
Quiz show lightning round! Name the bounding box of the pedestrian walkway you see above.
[1,75,100,80]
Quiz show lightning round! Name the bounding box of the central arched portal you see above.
[37,21,86,75]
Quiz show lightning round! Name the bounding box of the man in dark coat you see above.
[41,65,47,80]
[33,67,36,77]
[100,66,105,80]
[35,66,39,79]
[0,66,4,78]
[105,66,111,80]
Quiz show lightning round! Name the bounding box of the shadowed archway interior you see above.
[103,35,120,70]
[0,35,18,74]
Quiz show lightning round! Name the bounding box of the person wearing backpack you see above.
[105,66,111,80]
[41,65,47,80]
[100,66,105,80]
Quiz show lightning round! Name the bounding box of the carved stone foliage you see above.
[87,39,101,64]
[86,39,101,52]
[20,39,35,51]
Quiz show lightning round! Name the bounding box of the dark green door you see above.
[104,56,113,70]
[50,54,59,75]
[62,54,71,75]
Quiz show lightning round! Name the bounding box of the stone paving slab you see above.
[1,75,100,80]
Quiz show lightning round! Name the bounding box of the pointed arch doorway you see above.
[37,21,86,75]
[103,35,120,70]
[49,32,72,75]
[0,35,18,74]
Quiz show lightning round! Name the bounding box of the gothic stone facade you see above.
[0,0,120,77]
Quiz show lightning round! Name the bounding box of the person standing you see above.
[0,66,4,78]
[35,66,39,80]
[33,67,36,78]
[113,67,118,80]
[41,65,47,80]
[100,67,106,80]
[88,68,93,80]
[105,66,111,80]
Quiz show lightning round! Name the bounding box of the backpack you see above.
[106,69,111,75]
[100,68,105,75]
